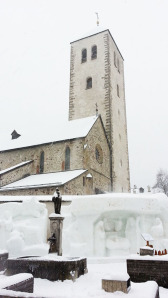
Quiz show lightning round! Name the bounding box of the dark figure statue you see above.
[48,233,56,253]
[52,188,62,214]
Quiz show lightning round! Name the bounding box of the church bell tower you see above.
[69,29,130,192]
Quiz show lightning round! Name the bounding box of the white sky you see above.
[0,0,168,190]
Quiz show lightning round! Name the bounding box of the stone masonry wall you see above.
[68,30,130,193]
[108,32,130,192]
[69,31,108,126]
[0,116,110,195]
[84,117,111,191]
[0,138,84,177]
[127,258,168,288]
[0,162,33,187]
[0,185,56,196]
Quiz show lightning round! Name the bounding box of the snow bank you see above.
[0,198,49,257]
[0,273,33,289]
[61,193,168,257]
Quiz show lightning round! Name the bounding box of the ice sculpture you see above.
[0,198,49,257]
[62,193,168,256]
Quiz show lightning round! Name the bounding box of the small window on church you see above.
[117,84,120,97]
[65,146,70,170]
[114,51,117,67]
[40,151,44,173]
[117,58,120,73]
[95,144,103,164]
[83,177,85,186]
[91,45,97,59]
[86,77,92,89]
[82,48,87,63]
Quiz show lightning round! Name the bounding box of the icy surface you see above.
[0,198,49,257]
[61,192,168,256]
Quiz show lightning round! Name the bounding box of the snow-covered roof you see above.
[0,116,98,152]
[0,160,33,175]
[0,169,87,191]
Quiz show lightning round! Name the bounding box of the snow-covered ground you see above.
[32,259,167,297]
[0,259,167,297]
[34,260,168,298]
[1,195,168,297]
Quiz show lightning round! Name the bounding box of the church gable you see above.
[83,116,111,193]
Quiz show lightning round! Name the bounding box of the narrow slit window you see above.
[114,51,117,67]
[82,48,87,63]
[86,77,92,89]
[117,58,120,73]
[40,151,44,173]
[91,45,97,59]
[117,84,120,97]
[65,146,70,170]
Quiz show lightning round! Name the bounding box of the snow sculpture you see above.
[0,198,49,257]
[62,193,168,257]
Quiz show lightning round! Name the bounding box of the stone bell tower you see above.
[69,29,130,192]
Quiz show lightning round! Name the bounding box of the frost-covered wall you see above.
[0,198,49,257]
[62,193,168,256]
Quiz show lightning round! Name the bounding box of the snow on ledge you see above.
[128,254,168,261]
[103,272,130,281]
[140,246,154,250]
[0,160,33,175]
[0,273,33,289]
[49,213,64,218]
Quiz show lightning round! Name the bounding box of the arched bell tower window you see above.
[81,48,87,63]
[91,45,97,59]
[86,77,92,89]
[65,146,70,170]
[40,151,44,173]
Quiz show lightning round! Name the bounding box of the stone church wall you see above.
[0,138,84,184]
[84,118,110,175]
[0,162,33,187]
[69,30,130,193]
[0,172,93,196]
[69,31,107,124]
[107,32,130,192]
[84,117,111,192]
[0,116,111,195]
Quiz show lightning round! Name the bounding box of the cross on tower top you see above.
[95,12,99,26]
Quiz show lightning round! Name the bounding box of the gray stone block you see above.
[102,277,131,293]
[140,247,154,256]
[0,252,8,271]
[127,258,168,288]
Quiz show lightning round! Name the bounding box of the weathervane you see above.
[95,12,99,26]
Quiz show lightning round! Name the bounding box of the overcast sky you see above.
[0,0,168,190]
